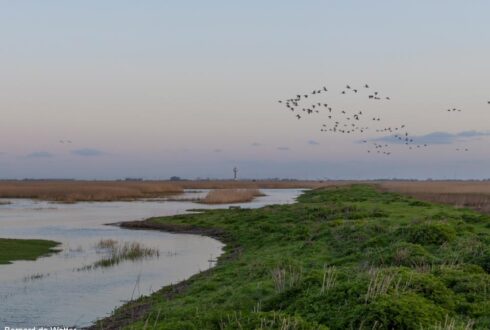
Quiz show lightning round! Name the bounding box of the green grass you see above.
[101,185,490,329]
[0,238,60,264]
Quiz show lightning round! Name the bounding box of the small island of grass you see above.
[0,238,60,264]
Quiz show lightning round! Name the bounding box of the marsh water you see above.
[0,189,303,327]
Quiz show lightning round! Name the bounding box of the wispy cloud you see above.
[26,151,55,158]
[251,142,262,147]
[307,140,320,145]
[277,146,290,151]
[71,148,106,157]
[213,148,223,153]
[373,130,490,145]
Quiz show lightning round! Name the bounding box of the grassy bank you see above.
[96,185,490,329]
[0,238,60,264]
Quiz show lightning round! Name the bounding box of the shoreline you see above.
[88,218,235,330]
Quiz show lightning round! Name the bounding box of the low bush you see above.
[399,222,456,245]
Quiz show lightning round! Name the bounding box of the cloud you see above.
[307,140,320,145]
[277,146,290,151]
[213,148,223,153]
[71,148,106,157]
[251,142,262,147]
[372,130,490,145]
[26,151,55,158]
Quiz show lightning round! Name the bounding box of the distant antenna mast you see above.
[233,166,238,180]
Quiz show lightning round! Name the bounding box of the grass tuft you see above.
[78,240,159,271]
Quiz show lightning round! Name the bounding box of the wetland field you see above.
[1,181,490,329]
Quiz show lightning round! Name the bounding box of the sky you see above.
[1,1,490,180]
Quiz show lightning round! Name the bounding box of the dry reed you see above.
[378,181,490,214]
[0,181,183,202]
[364,268,411,303]
[270,265,303,293]
[0,180,353,202]
[321,265,337,294]
[0,179,361,202]
[201,188,265,204]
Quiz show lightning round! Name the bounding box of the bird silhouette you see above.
[277,82,481,157]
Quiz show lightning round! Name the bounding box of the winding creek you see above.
[0,189,304,327]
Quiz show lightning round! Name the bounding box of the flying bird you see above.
[277,82,480,157]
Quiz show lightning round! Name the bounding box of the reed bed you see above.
[0,181,183,202]
[201,188,265,204]
[0,179,356,202]
[378,181,490,214]
[3,180,490,211]
[96,238,118,250]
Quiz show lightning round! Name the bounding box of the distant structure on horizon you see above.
[233,166,238,181]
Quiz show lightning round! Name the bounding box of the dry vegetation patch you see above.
[201,188,265,204]
[378,181,490,214]
[0,180,354,202]
[0,181,183,202]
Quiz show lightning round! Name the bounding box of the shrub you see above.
[356,293,446,329]
[472,248,490,273]
[367,242,436,267]
[408,200,431,207]
[399,223,456,245]
[405,272,456,309]
[461,213,488,223]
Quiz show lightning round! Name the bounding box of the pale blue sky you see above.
[1,1,490,179]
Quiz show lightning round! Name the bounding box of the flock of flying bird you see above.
[278,84,488,156]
